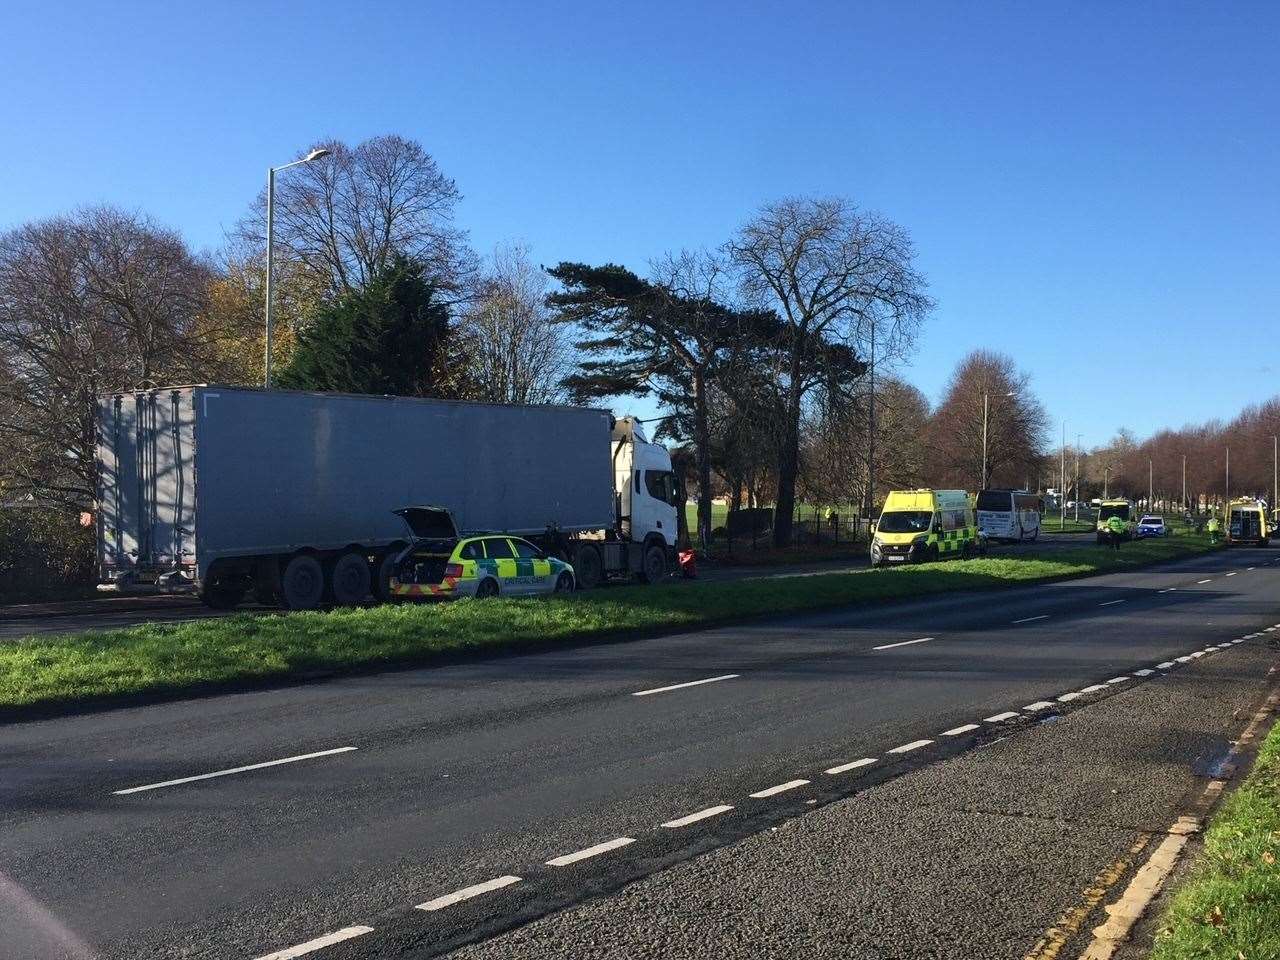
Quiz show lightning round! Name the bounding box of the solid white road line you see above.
[984,712,1019,723]
[872,637,934,651]
[1012,614,1049,624]
[416,876,521,912]
[255,927,375,960]
[113,747,358,795]
[826,758,877,774]
[546,837,635,867]
[1098,599,1126,606]
[1156,661,1175,669]
[1024,701,1056,711]
[749,779,811,798]
[661,805,734,828]
[632,674,739,697]
[942,723,980,736]
[1196,579,1213,584]
[888,739,934,754]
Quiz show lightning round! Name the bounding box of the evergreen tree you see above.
[277,256,455,397]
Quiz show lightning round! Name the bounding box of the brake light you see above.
[445,563,464,579]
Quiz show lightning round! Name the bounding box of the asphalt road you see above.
[0,533,1088,640]
[3,546,1277,960]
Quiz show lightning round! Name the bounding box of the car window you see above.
[512,539,540,559]
[459,541,483,560]
[483,537,515,559]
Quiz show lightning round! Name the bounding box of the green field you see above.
[0,534,1217,714]
[1152,718,1280,959]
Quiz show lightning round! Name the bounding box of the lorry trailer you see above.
[95,386,680,608]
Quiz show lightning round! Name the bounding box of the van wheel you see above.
[573,544,604,589]
[639,545,667,583]
[328,552,371,606]
[281,554,325,610]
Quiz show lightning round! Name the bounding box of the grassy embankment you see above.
[1152,718,1280,959]
[0,534,1216,713]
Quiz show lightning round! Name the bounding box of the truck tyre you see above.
[201,584,244,610]
[573,544,604,589]
[328,552,370,606]
[639,544,667,583]
[372,552,399,602]
[281,554,325,610]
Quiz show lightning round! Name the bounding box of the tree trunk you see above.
[692,370,713,551]
[772,384,803,547]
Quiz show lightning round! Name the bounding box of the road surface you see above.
[3,547,1277,960]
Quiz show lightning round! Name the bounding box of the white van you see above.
[976,489,1042,542]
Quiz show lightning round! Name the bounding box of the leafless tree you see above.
[925,350,1049,490]
[460,242,571,405]
[0,206,217,508]
[728,196,931,545]
[237,134,475,299]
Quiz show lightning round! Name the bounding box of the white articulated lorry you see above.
[95,386,680,609]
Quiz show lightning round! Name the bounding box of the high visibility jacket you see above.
[1207,517,1220,532]
[1106,517,1126,535]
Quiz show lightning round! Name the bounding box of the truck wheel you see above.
[639,544,667,583]
[281,554,325,610]
[328,552,370,606]
[372,552,399,602]
[573,544,603,589]
[201,585,244,610]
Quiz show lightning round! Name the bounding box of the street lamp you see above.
[264,148,331,387]
[1074,434,1082,522]
[981,390,1015,490]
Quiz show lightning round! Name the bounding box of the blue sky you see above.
[4,1,1277,447]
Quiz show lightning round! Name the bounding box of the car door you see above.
[512,538,552,593]
[480,537,521,593]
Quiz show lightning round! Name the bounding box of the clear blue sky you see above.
[4,1,1277,447]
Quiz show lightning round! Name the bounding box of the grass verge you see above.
[0,534,1217,714]
[1152,717,1280,959]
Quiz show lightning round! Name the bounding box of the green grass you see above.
[1152,719,1280,959]
[0,534,1217,714]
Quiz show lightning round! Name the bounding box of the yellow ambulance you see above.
[870,489,977,566]
[1225,498,1272,546]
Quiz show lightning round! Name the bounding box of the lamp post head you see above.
[304,148,331,162]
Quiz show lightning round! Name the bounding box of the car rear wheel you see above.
[554,571,574,593]
[281,554,325,610]
[475,578,500,599]
[328,552,371,606]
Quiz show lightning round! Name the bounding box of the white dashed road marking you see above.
[1134,669,1155,677]
[113,747,358,795]
[1159,587,1176,593]
[1024,701,1056,711]
[255,927,375,960]
[1156,662,1175,669]
[546,837,636,867]
[1196,579,1212,584]
[1107,676,1130,684]
[632,675,739,697]
[942,723,980,736]
[888,739,934,755]
[1225,572,1237,577]
[873,637,934,650]
[661,805,734,828]
[1058,692,1082,702]
[826,758,877,775]
[1012,615,1049,624]
[416,876,521,911]
[1081,684,1109,694]
[984,712,1019,723]
[749,779,811,798]
[1098,599,1125,606]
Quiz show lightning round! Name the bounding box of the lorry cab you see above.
[1226,498,1270,546]
[871,489,976,566]
[1095,499,1135,544]
[611,417,679,562]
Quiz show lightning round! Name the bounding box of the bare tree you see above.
[0,207,217,507]
[460,242,571,405]
[728,197,931,546]
[237,134,474,299]
[925,350,1049,490]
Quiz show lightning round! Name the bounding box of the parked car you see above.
[1135,515,1168,538]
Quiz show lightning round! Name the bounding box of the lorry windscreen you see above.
[878,511,932,533]
[1099,504,1130,522]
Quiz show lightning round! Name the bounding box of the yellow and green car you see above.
[388,507,576,599]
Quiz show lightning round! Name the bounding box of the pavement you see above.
[2,546,1277,960]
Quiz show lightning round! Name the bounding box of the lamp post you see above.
[981,390,1015,490]
[1074,434,1081,522]
[1273,435,1277,521]
[1182,454,1186,515]
[264,148,331,387]
[1148,458,1153,515]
